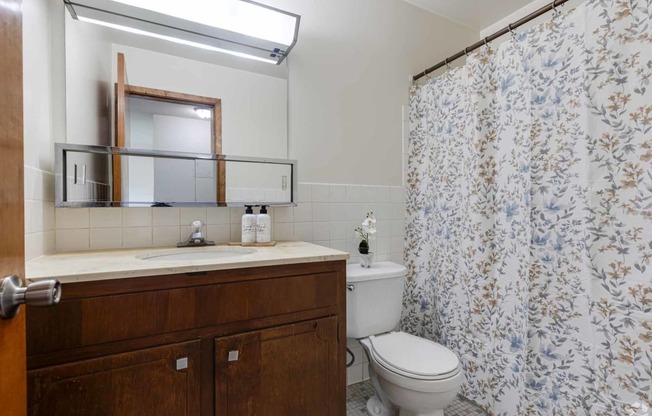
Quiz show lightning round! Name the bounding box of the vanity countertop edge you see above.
[26,241,349,284]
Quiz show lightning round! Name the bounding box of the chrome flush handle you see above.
[0,275,62,320]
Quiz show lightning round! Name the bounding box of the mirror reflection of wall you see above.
[124,97,216,203]
[64,11,288,157]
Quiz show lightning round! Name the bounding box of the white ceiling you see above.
[403,0,537,30]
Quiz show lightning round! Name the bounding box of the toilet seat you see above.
[369,332,461,381]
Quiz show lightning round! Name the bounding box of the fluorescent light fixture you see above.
[194,108,212,119]
[76,16,279,64]
[65,0,300,64]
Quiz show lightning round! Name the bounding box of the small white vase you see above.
[359,252,374,268]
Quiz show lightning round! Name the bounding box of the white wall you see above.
[264,0,478,186]
[25,0,478,260]
[23,0,65,260]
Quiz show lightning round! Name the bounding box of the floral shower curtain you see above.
[401,1,652,415]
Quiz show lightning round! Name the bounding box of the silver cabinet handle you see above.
[0,275,61,319]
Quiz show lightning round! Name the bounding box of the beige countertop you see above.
[26,241,349,284]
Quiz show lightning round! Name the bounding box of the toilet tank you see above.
[346,262,407,339]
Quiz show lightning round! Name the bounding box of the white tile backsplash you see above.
[312,222,330,241]
[152,208,180,226]
[51,182,406,263]
[273,206,294,223]
[312,203,330,222]
[294,222,313,241]
[24,167,56,260]
[330,221,346,241]
[90,208,122,228]
[90,227,123,250]
[298,183,312,202]
[311,184,330,202]
[179,207,206,226]
[274,222,294,240]
[345,185,363,203]
[122,227,153,248]
[56,228,89,251]
[346,338,370,385]
[152,226,181,247]
[56,208,89,229]
[122,208,152,227]
[329,203,346,221]
[293,203,313,222]
[329,185,346,203]
[207,207,230,225]
[206,224,231,244]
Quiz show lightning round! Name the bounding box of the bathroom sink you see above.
[137,247,255,262]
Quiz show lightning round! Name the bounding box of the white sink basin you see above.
[137,247,255,262]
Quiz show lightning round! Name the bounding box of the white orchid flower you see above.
[362,214,377,235]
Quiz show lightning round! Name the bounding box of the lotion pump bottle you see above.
[256,206,271,243]
[241,205,257,244]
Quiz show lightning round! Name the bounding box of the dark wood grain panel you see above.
[28,340,201,416]
[27,306,338,370]
[59,261,340,299]
[28,271,338,354]
[215,317,339,416]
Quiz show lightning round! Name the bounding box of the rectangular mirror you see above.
[65,13,288,157]
[56,144,297,207]
[62,7,289,207]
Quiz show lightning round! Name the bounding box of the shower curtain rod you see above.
[413,0,570,81]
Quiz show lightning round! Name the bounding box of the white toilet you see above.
[347,262,462,416]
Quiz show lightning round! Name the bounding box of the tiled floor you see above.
[347,380,487,416]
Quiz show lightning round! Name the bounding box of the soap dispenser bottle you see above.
[241,205,257,244]
[256,205,271,243]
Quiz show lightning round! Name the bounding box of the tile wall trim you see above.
[52,182,406,265]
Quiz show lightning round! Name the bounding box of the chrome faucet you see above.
[177,220,215,247]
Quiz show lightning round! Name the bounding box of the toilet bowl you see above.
[360,333,462,416]
[346,263,462,416]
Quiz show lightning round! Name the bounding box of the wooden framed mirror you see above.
[113,53,226,204]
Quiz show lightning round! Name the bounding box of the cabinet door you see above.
[28,340,201,416]
[215,317,339,416]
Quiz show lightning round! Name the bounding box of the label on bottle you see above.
[256,216,271,243]
[242,215,257,243]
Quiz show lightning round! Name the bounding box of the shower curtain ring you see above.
[484,37,490,52]
[445,58,451,70]
[508,23,516,39]
[464,47,469,57]
[551,0,558,17]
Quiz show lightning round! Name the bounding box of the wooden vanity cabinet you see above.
[29,341,201,416]
[26,261,347,416]
[215,317,339,416]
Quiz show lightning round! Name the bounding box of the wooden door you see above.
[0,0,27,415]
[28,341,201,416]
[215,317,340,416]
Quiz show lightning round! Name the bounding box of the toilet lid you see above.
[369,332,460,379]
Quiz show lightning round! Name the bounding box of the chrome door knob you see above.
[0,275,61,319]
